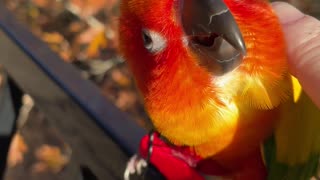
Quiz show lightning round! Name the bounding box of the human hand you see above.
[272,2,320,108]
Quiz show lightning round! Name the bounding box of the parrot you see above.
[119,0,320,179]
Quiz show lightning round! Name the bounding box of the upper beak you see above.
[181,0,247,75]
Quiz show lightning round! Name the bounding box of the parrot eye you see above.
[142,31,152,49]
[142,29,167,54]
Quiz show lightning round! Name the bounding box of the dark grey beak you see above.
[181,0,247,75]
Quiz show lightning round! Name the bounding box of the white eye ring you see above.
[142,29,167,54]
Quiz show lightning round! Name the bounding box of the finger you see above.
[272,2,320,108]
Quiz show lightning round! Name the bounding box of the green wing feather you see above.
[263,77,320,180]
[264,135,319,180]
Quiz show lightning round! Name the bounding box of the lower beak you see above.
[181,0,247,75]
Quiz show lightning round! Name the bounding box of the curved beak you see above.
[181,0,247,75]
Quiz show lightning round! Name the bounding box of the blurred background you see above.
[1,0,320,179]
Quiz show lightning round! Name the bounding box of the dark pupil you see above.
[142,31,152,48]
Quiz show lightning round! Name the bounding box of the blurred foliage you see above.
[5,0,151,129]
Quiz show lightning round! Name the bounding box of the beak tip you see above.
[225,33,247,56]
[239,42,247,56]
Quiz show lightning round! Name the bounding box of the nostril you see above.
[191,33,219,47]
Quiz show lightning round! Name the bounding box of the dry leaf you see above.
[111,69,131,87]
[7,133,28,167]
[85,30,108,58]
[32,0,48,8]
[70,0,109,17]
[33,144,71,173]
[41,32,64,44]
[115,91,137,111]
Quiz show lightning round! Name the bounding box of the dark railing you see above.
[0,2,155,179]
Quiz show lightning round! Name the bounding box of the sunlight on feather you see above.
[291,76,302,103]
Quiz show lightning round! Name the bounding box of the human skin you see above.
[272,2,320,108]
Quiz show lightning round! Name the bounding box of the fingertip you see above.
[271,1,305,25]
[272,2,320,108]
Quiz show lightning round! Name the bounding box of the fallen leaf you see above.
[41,32,64,44]
[32,0,50,8]
[33,144,71,173]
[115,91,137,111]
[70,0,109,17]
[7,133,28,167]
[86,30,108,58]
[111,69,131,87]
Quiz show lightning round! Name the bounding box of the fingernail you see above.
[271,2,305,25]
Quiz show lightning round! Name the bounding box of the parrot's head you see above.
[119,0,290,148]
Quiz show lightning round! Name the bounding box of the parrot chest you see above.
[194,107,280,160]
[147,94,280,160]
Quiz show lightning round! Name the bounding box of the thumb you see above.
[272,2,320,108]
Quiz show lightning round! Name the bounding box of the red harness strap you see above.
[139,132,228,180]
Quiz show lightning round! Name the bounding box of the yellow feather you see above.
[291,76,302,103]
